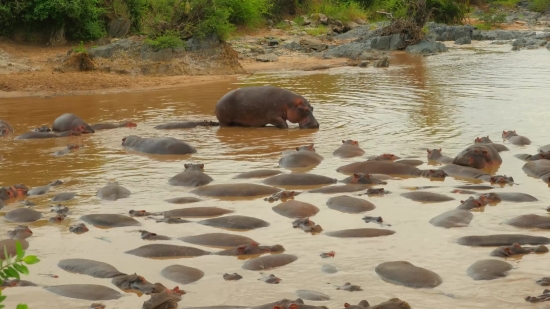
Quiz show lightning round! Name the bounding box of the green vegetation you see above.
[72,41,87,53]
[529,0,550,12]
[0,242,40,309]
[145,30,185,49]
[477,9,506,29]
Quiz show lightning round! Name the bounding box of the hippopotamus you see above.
[33,125,51,132]
[336,283,362,291]
[525,289,550,303]
[7,225,33,240]
[490,243,548,257]
[44,284,122,301]
[326,195,375,213]
[251,298,329,309]
[307,184,364,194]
[474,136,509,152]
[162,207,233,218]
[70,223,89,234]
[91,121,137,131]
[336,161,447,179]
[126,244,211,259]
[122,135,197,155]
[325,228,395,238]
[362,216,390,227]
[537,277,550,286]
[80,214,140,228]
[142,286,184,309]
[27,185,50,196]
[292,218,323,234]
[5,208,42,223]
[427,149,453,165]
[154,217,191,224]
[160,264,205,285]
[259,274,282,284]
[1,279,38,287]
[340,173,388,185]
[439,164,493,182]
[400,192,454,203]
[140,230,171,240]
[58,259,126,278]
[489,175,514,185]
[429,209,473,228]
[223,273,243,281]
[479,192,537,203]
[467,259,513,280]
[14,130,81,140]
[0,120,14,136]
[320,251,335,258]
[368,154,400,161]
[344,299,411,309]
[50,204,68,215]
[190,183,280,198]
[375,261,442,288]
[216,242,284,256]
[522,160,550,183]
[49,214,66,223]
[457,234,550,247]
[198,215,270,231]
[333,140,365,158]
[52,192,76,202]
[264,190,300,202]
[452,144,502,169]
[242,254,298,271]
[0,239,29,259]
[179,233,256,248]
[111,273,159,294]
[279,144,324,169]
[516,150,550,161]
[505,214,550,229]
[52,113,94,133]
[155,121,219,129]
[0,184,28,201]
[234,170,283,179]
[96,182,131,200]
[502,130,531,145]
[169,163,213,187]
[165,196,202,204]
[456,196,488,210]
[295,291,330,301]
[272,200,320,218]
[215,86,319,129]
[53,144,81,156]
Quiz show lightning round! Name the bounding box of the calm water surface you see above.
[1,42,550,309]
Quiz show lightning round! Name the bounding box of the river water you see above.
[1,42,550,309]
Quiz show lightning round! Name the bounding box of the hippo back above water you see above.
[52,113,95,134]
[122,135,197,155]
[215,86,319,129]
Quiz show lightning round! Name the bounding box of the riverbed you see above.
[1,41,549,309]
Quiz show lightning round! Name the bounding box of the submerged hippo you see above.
[190,184,280,198]
[516,150,550,161]
[474,136,509,152]
[58,259,126,278]
[326,228,395,238]
[375,261,442,288]
[14,131,81,140]
[45,284,122,301]
[525,290,550,303]
[242,254,298,271]
[368,154,400,161]
[457,234,550,247]
[429,209,473,228]
[333,140,365,158]
[169,163,213,187]
[307,184,366,194]
[344,299,411,309]
[53,144,81,156]
[279,144,324,169]
[439,164,493,182]
[70,223,89,234]
[490,243,548,257]
[142,287,184,309]
[155,121,219,129]
[162,207,233,218]
[234,170,283,179]
[0,120,14,136]
[125,244,211,258]
[0,239,29,259]
[96,182,131,201]
[52,113,95,133]
[264,190,300,202]
[272,200,320,218]
[522,160,550,183]
[91,121,137,131]
[336,161,447,179]
[467,259,512,280]
[295,290,330,301]
[479,192,537,203]
[140,230,172,240]
[161,265,205,285]
[452,144,502,169]
[0,184,28,201]
[27,185,50,196]
[326,195,375,214]
[80,214,140,228]
[400,192,454,203]
[52,192,76,202]
[198,215,270,231]
[215,86,319,129]
[340,173,387,185]
[122,135,197,155]
[7,225,33,240]
[179,233,256,248]
[5,208,42,223]
[456,196,488,210]
[502,130,531,145]
[216,242,284,256]
[165,196,202,204]
[505,214,550,229]
[427,148,453,165]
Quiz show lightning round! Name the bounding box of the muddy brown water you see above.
[1,43,550,309]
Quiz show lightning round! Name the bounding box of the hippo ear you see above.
[199,164,204,169]
[289,304,300,309]
[426,149,431,153]
[289,191,295,196]
[344,304,351,308]
[184,164,189,168]
[353,173,360,178]
[438,148,442,152]
[273,306,283,309]
[342,140,345,144]
[295,147,300,151]
[237,245,246,253]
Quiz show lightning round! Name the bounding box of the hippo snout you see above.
[299,114,319,129]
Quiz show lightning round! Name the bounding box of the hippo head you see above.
[184,163,204,171]
[122,135,140,146]
[371,153,400,161]
[349,173,387,185]
[236,242,265,254]
[262,244,285,253]
[0,128,9,136]
[502,130,517,139]
[140,230,157,239]
[49,214,66,223]
[8,225,33,240]
[90,303,106,309]
[121,121,138,128]
[426,148,443,160]
[114,273,157,294]
[490,175,514,185]
[427,170,447,180]
[479,193,501,204]
[69,223,89,233]
[287,98,319,129]
[292,217,315,228]
[475,136,492,144]
[344,300,370,309]
[33,125,51,133]
[0,184,29,201]
[73,124,95,134]
[273,299,306,309]
[67,144,81,150]
[342,140,359,146]
[130,210,149,217]
[296,144,315,152]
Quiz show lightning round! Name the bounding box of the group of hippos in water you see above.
[2,85,550,309]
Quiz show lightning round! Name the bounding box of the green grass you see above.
[305,25,328,36]
[473,23,492,30]
[490,0,520,8]
[145,31,185,49]
[307,0,368,22]
[275,20,292,30]
[529,0,550,12]
[72,41,87,53]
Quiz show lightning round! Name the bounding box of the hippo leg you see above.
[270,117,288,129]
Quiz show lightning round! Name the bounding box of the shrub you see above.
[218,0,272,28]
[478,9,506,28]
[72,41,87,53]
[428,0,466,24]
[304,0,368,22]
[529,0,550,12]
[145,30,185,49]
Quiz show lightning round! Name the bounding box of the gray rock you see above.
[426,23,474,41]
[301,15,311,26]
[373,57,389,67]
[357,61,369,67]
[255,53,278,62]
[311,13,328,25]
[455,36,472,45]
[88,39,134,59]
[299,39,328,52]
[323,42,386,60]
[345,22,360,32]
[108,18,131,38]
[491,40,512,45]
[547,42,550,50]
[512,37,548,49]
[405,41,448,54]
[185,34,221,52]
[472,30,534,41]
[369,34,404,51]
[140,45,175,61]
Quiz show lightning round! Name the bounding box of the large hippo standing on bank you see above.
[122,135,197,155]
[52,113,95,134]
[215,86,319,129]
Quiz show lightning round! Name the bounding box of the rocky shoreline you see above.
[0,5,549,97]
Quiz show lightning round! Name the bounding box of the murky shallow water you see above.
[1,42,550,309]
